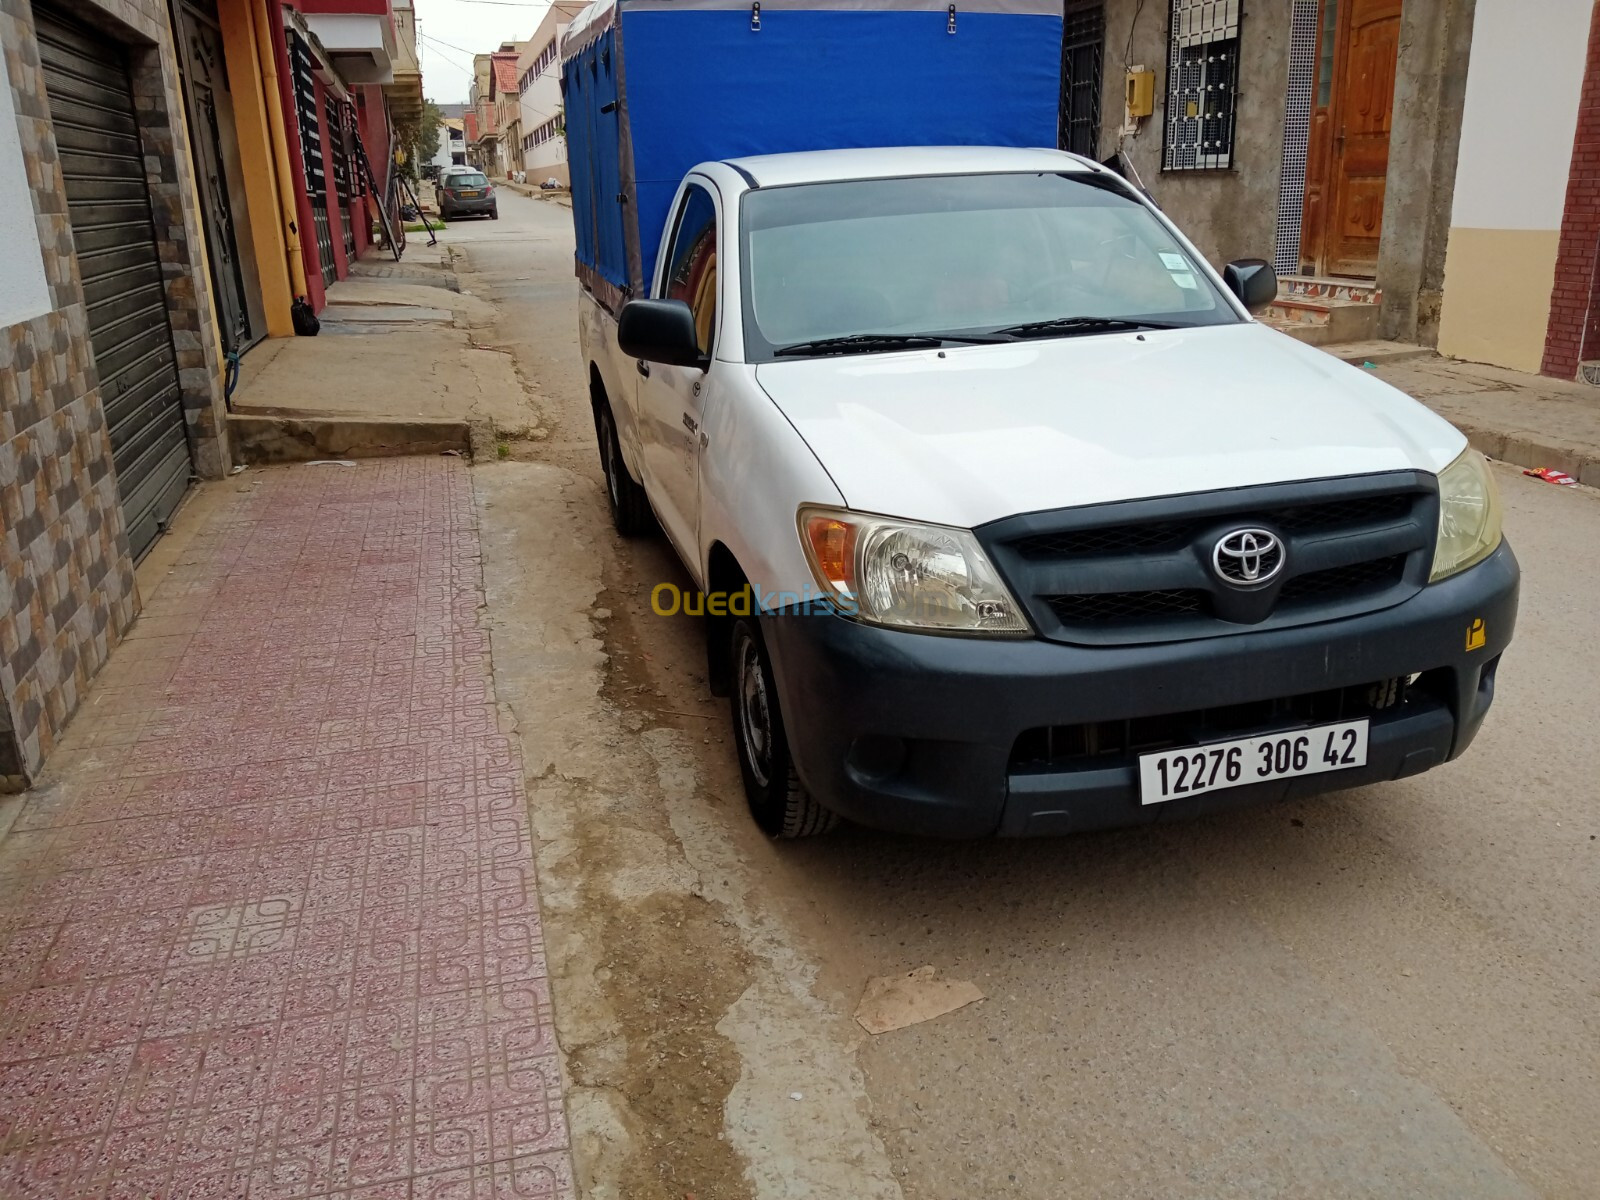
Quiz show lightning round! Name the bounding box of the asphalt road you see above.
[447,188,1599,1199]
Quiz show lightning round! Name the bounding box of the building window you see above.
[1162,0,1241,171]
[1059,2,1104,158]
[287,32,326,200]
[326,96,352,204]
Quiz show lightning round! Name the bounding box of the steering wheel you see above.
[1012,272,1098,310]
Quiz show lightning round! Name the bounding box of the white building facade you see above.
[517,2,586,185]
[429,118,467,174]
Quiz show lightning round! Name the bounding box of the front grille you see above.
[1046,588,1205,623]
[1278,555,1405,603]
[980,475,1437,646]
[1014,493,1415,560]
[1018,522,1190,559]
[1010,672,1437,771]
[1274,493,1412,533]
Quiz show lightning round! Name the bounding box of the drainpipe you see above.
[251,0,308,299]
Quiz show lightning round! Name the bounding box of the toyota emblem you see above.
[1212,528,1284,586]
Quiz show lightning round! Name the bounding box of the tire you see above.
[730,617,838,838]
[595,401,652,536]
[491,206,499,220]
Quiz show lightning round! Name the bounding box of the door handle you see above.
[636,359,650,378]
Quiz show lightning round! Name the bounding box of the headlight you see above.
[798,507,1030,635]
[1430,448,1503,582]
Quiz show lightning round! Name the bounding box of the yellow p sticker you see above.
[1466,619,1487,651]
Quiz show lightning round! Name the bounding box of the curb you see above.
[228,414,471,463]
[1448,421,1600,487]
[1315,343,1600,484]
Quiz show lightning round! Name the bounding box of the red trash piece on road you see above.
[1523,468,1579,486]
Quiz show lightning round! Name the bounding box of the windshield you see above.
[451,173,488,188]
[739,172,1239,360]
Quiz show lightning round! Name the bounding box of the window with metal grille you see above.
[326,96,350,204]
[1162,0,1242,171]
[1060,2,1104,158]
[287,32,325,199]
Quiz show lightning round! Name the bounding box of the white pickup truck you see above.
[578,146,1518,838]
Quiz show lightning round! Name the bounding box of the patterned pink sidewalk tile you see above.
[0,460,574,1199]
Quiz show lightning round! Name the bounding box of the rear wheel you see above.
[596,401,651,536]
[730,617,838,838]
[491,205,499,220]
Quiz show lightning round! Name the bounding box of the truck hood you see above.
[752,322,1466,529]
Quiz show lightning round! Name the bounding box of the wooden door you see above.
[1300,0,1402,277]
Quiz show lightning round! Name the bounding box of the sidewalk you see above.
[229,273,542,462]
[1344,350,1600,485]
[0,459,573,1198]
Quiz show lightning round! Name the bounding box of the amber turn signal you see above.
[804,514,856,593]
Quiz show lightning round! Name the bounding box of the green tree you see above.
[415,98,444,167]
[394,98,444,183]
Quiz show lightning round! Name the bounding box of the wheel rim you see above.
[601,414,622,509]
[735,632,773,788]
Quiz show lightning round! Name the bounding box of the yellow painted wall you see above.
[1437,228,1562,374]
[217,0,294,338]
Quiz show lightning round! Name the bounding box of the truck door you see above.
[638,182,719,567]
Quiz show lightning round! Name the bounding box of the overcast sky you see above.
[414,0,555,105]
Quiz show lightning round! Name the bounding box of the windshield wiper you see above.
[992,316,1181,339]
[772,331,1007,358]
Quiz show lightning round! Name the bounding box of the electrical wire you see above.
[418,31,483,59]
[1122,0,1147,73]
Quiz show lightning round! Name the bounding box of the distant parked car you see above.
[434,165,477,210]
[437,171,497,221]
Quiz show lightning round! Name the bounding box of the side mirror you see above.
[1223,259,1278,314]
[618,299,706,369]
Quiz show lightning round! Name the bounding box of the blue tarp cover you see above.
[563,27,628,291]
[565,5,1063,300]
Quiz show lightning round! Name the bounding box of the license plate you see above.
[1138,719,1369,805]
[457,190,480,198]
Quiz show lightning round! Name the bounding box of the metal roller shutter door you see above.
[36,7,193,562]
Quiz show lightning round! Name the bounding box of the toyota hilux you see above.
[581,146,1518,838]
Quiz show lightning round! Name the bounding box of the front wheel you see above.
[595,402,651,536]
[730,617,838,838]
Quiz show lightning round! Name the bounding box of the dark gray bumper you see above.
[443,197,494,215]
[761,542,1519,838]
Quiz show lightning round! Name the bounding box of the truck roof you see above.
[719,146,1099,189]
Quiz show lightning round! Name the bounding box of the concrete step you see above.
[1277,273,1383,306]
[228,413,471,463]
[1260,296,1381,347]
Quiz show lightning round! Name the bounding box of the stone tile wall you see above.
[0,0,231,785]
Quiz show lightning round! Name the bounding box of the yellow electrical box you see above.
[1126,70,1156,118]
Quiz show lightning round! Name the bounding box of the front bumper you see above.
[762,542,1519,837]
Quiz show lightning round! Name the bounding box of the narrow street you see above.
[446,190,1600,1199]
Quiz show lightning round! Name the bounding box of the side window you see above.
[663,185,718,357]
